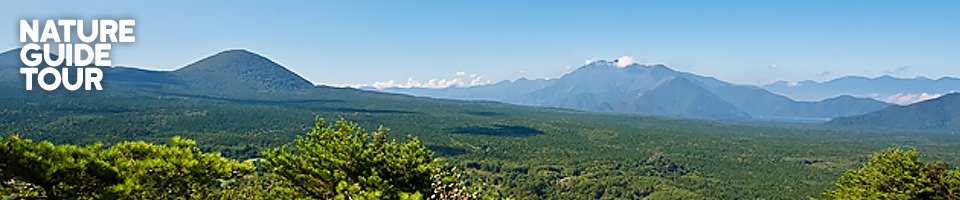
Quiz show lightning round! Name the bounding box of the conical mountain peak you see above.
[177,49,276,72]
[173,49,313,92]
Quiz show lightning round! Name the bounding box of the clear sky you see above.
[3,0,958,87]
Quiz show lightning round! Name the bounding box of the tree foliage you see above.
[825,148,960,199]
[99,137,255,199]
[0,135,118,199]
[0,135,253,199]
[263,117,476,199]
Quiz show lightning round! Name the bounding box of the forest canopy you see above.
[3,114,960,199]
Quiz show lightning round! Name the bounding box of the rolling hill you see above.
[829,93,960,131]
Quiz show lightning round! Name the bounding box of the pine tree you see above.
[0,135,253,199]
[262,117,476,199]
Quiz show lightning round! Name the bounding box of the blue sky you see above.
[3,0,958,87]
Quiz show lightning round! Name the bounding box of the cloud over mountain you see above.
[762,75,960,104]
[352,71,493,89]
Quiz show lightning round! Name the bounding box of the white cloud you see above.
[787,82,801,87]
[585,58,597,65]
[884,93,942,105]
[349,75,492,89]
[371,79,399,89]
[562,65,577,74]
[456,71,466,76]
[615,56,633,68]
[469,75,485,86]
[769,64,777,69]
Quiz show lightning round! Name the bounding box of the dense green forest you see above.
[6,119,960,199]
[2,81,960,199]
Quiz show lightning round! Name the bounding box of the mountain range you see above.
[3,48,955,131]
[382,60,892,121]
[829,92,960,131]
[762,75,960,104]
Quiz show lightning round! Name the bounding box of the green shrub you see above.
[825,148,960,199]
[0,135,253,199]
[262,117,477,199]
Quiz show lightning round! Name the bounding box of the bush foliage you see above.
[0,118,481,199]
[262,117,477,199]
[825,148,960,199]
[0,135,253,199]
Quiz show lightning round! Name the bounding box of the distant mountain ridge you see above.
[382,60,891,121]
[829,93,960,131]
[762,75,960,104]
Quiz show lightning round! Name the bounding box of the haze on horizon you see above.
[2,0,958,89]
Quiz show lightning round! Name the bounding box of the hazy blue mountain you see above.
[384,60,891,120]
[510,62,679,107]
[829,93,960,131]
[174,49,314,92]
[696,83,889,120]
[763,95,896,121]
[762,75,960,103]
[626,76,751,119]
[506,62,749,119]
